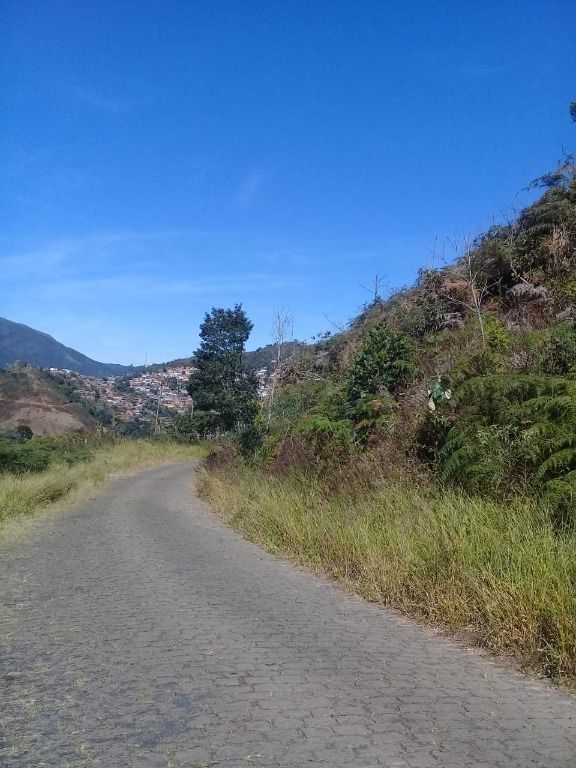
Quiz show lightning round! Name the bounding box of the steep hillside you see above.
[201,154,576,684]
[0,318,137,377]
[235,156,576,514]
[0,365,97,435]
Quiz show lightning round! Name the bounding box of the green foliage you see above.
[238,422,265,461]
[468,225,516,294]
[345,325,415,435]
[0,438,50,473]
[187,305,259,435]
[15,425,33,441]
[540,323,576,376]
[172,410,221,441]
[347,326,415,400]
[270,379,347,434]
[513,176,576,274]
[398,270,455,338]
[440,374,576,520]
[0,433,98,474]
[295,415,355,464]
[484,316,512,353]
[440,422,521,492]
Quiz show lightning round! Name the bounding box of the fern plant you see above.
[440,373,576,520]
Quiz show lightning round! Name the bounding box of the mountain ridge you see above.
[0,316,308,379]
[0,317,140,378]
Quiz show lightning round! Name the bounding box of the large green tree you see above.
[187,305,258,434]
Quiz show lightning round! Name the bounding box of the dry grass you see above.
[0,440,206,530]
[200,466,576,684]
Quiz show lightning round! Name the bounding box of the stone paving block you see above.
[0,463,574,767]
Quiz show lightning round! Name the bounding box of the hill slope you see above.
[0,365,97,435]
[0,318,136,378]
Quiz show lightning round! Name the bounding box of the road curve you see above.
[0,463,574,768]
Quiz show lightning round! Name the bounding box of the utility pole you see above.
[154,376,164,434]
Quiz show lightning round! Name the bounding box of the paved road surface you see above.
[0,463,575,767]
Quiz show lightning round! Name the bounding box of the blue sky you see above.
[1,0,575,364]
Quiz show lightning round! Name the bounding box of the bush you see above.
[541,323,576,376]
[347,325,416,401]
[237,423,264,460]
[295,415,356,465]
[0,439,50,473]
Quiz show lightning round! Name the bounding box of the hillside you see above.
[0,318,138,378]
[262,156,576,505]
[201,154,576,684]
[0,364,97,435]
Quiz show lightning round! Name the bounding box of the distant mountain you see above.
[242,341,309,373]
[0,318,138,378]
[147,341,309,375]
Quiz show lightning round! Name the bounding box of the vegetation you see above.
[186,305,259,438]
[199,107,576,683]
[201,467,576,681]
[0,435,205,530]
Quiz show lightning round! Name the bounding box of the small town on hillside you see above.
[47,365,195,424]
[45,364,271,429]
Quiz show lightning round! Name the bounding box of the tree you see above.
[347,326,415,401]
[436,237,502,349]
[187,305,258,434]
[345,326,415,435]
[15,425,33,441]
[266,307,292,427]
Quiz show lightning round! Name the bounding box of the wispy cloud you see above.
[55,83,137,114]
[234,170,271,208]
[22,272,300,301]
[0,229,211,278]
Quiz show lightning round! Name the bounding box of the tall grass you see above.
[0,440,205,529]
[200,466,576,683]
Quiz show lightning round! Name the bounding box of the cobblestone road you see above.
[0,463,575,767]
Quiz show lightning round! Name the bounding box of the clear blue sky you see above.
[1,0,575,364]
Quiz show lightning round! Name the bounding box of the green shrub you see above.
[238,423,264,460]
[485,316,512,353]
[0,439,50,473]
[294,415,356,465]
[541,323,576,376]
[347,325,416,400]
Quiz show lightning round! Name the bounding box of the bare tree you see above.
[267,307,293,427]
[360,273,386,304]
[437,237,500,349]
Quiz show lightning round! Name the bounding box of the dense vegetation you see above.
[201,124,576,681]
[0,429,95,474]
[231,153,576,522]
[172,305,259,440]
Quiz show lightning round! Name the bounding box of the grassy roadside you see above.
[200,465,576,684]
[0,439,206,531]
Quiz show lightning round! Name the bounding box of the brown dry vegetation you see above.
[0,365,96,435]
[200,157,576,684]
